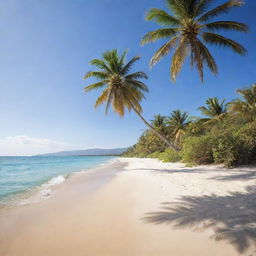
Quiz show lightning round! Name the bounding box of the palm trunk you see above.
[130,105,180,152]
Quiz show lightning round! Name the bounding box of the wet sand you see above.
[0,158,255,256]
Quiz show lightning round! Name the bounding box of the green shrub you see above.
[236,121,256,163]
[136,152,148,158]
[158,148,181,163]
[211,133,240,167]
[181,136,214,165]
[209,122,256,167]
[147,151,161,159]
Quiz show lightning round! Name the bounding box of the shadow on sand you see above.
[211,170,256,181]
[143,185,256,254]
[136,166,256,180]
[135,167,222,174]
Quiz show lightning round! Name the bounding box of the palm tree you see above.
[198,97,228,121]
[83,49,179,151]
[229,84,256,122]
[141,0,248,82]
[167,110,192,143]
[151,114,167,132]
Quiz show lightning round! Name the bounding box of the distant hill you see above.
[37,148,127,156]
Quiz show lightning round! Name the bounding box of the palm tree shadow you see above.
[143,185,256,253]
[211,170,256,181]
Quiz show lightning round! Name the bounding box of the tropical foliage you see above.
[141,0,248,81]
[84,49,178,151]
[229,84,256,122]
[167,110,192,143]
[151,114,168,133]
[123,84,256,167]
[198,97,228,123]
[84,49,148,116]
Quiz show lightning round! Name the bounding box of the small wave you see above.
[18,175,67,206]
[40,189,52,197]
[44,175,66,187]
[18,189,52,206]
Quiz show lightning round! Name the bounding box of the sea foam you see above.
[44,175,66,186]
[18,175,67,206]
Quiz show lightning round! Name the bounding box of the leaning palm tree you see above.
[198,97,228,122]
[229,84,256,122]
[167,110,192,143]
[141,0,248,82]
[84,49,179,151]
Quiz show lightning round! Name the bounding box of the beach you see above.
[0,158,255,256]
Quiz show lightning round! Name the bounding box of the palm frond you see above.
[205,21,248,32]
[126,84,145,100]
[191,43,204,81]
[125,72,148,80]
[193,0,215,17]
[198,97,228,118]
[90,59,112,73]
[145,8,181,26]
[167,109,191,142]
[166,0,188,18]
[125,80,149,92]
[150,35,179,67]
[124,87,143,113]
[102,49,120,73]
[121,56,141,75]
[119,49,128,67]
[184,0,200,17]
[236,84,256,103]
[203,32,246,55]
[198,106,210,116]
[196,38,218,75]
[84,80,108,92]
[84,71,108,80]
[198,0,244,22]
[141,28,177,45]
[151,114,167,128]
[95,88,110,108]
[112,90,125,116]
[230,84,256,121]
[171,37,189,81]
[105,89,114,115]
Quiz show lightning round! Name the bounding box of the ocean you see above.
[0,155,115,205]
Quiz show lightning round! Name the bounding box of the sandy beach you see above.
[0,158,256,256]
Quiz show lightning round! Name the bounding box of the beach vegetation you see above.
[147,151,161,159]
[229,84,256,122]
[158,148,182,163]
[123,84,256,167]
[167,110,192,144]
[181,135,214,165]
[198,97,228,123]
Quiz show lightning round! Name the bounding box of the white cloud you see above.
[0,135,70,156]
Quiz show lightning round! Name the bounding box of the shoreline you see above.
[0,158,255,256]
[0,157,118,208]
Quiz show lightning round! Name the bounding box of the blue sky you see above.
[0,0,255,155]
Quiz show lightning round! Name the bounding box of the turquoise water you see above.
[0,156,115,204]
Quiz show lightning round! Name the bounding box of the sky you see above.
[0,0,255,156]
